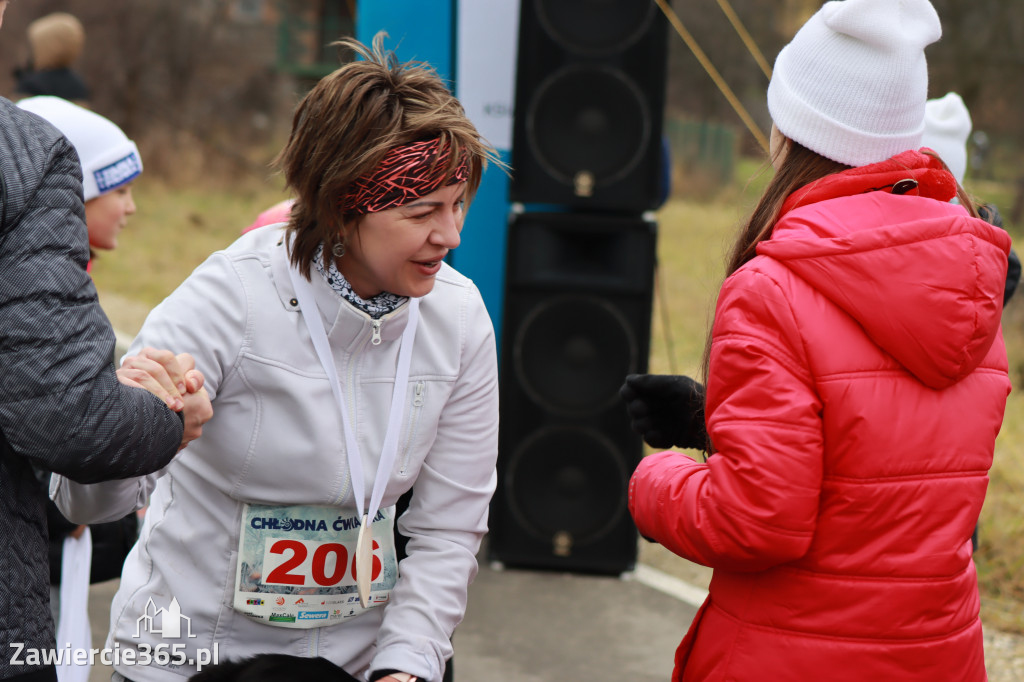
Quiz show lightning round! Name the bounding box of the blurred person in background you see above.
[0,2,211,681]
[922,90,1022,555]
[52,33,500,682]
[922,91,1020,308]
[13,12,89,105]
[19,96,140,268]
[17,95,147,682]
[624,0,1009,680]
[242,198,294,235]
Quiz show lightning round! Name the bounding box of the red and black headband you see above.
[340,137,469,215]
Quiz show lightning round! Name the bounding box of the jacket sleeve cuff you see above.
[370,671,418,682]
[628,451,697,543]
[370,645,438,682]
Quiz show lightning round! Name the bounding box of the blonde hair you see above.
[28,13,84,70]
[275,32,501,277]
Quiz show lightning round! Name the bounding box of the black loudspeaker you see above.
[510,0,669,212]
[488,212,657,575]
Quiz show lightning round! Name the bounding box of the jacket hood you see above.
[758,151,1010,389]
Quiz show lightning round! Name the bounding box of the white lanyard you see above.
[286,260,420,606]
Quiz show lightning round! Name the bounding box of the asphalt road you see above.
[78,556,700,681]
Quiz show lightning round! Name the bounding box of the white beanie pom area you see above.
[767,0,943,167]
[820,0,941,49]
[922,92,972,185]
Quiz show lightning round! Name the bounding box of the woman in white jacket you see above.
[51,34,501,682]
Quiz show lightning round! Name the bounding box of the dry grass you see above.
[979,292,1024,632]
[90,176,289,331]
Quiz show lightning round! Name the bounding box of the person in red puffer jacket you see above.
[625,1,1010,680]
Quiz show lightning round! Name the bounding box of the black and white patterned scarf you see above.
[313,243,407,319]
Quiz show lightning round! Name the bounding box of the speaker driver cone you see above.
[506,426,629,545]
[536,0,655,54]
[514,295,637,416]
[527,66,650,189]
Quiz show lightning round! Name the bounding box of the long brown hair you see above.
[693,141,849,453]
[274,32,502,277]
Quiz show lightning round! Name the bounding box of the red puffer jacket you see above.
[628,151,1011,681]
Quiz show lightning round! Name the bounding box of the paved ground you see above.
[455,562,697,681]
[81,555,699,682]
[71,543,1024,682]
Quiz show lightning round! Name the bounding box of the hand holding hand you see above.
[117,347,189,410]
[177,357,213,451]
[118,348,213,450]
[619,373,707,450]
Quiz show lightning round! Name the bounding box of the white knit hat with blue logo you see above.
[922,92,972,185]
[767,0,943,167]
[17,95,142,201]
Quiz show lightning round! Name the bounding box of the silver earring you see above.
[332,242,346,258]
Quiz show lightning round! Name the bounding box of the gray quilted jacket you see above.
[0,96,183,680]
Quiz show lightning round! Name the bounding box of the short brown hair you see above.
[275,32,500,277]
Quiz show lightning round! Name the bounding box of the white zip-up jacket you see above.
[51,225,499,682]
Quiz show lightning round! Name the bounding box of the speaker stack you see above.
[488,0,669,575]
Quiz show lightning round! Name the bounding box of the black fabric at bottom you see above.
[4,666,57,682]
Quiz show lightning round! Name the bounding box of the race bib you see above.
[232,503,397,629]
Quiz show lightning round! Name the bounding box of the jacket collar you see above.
[269,233,412,350]
[780,150,958,218]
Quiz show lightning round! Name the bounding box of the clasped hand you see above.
[117,347,214,451]
[619,373,707,450]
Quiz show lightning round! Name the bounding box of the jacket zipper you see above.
[337,330,373,506]
[339,306,409,498]
[367,301,411,346]
[399,381,425,475]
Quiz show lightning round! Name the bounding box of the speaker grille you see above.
[513,295,637,416]
[527,65,650,189]
[535,0,656,54]
[490,210,656,574]
[505,426,629,546]
[512,0,669,211]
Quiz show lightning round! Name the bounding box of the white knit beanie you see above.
[17,95,142,201]
[767,0,943,167]
[922,92,971,184]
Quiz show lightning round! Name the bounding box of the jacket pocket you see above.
[398,380,425,476]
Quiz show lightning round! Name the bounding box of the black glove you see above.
[978,202,1004,229]
[619,373,707,450]
[978,203,1021,307]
